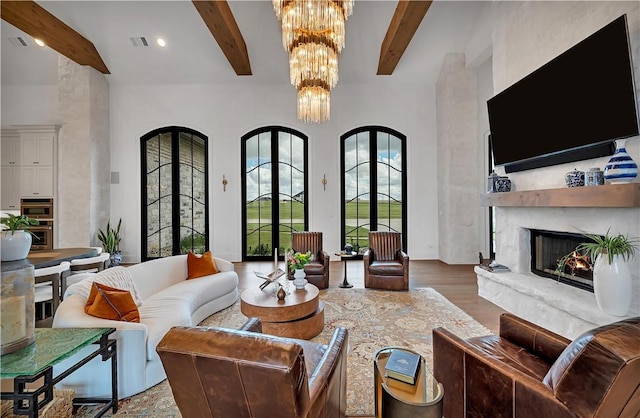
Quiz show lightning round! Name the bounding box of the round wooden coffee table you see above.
[240,283,324,340]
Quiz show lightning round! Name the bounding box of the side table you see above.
[1,328,117,418]
[335,252,357,288]
[374,346,443,418]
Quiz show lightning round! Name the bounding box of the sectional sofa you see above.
[52,254,239,399]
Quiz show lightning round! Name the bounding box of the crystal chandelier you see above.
[273,0,353,123]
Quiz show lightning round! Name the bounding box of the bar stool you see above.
[69,252,110,274]
[34,261,71,328]
[65,253,110,295]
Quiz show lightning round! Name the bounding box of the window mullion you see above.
[272,130,280,256]
[370,129,377,232]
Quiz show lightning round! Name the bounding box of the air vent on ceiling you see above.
[8,36,29,47]
[130,37,149,47]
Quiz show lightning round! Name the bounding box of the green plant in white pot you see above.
[1,214,39,261]
[576,229,638,316]
[97,218,122,267]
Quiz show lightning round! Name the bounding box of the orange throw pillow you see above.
[85,282,140,322]
[187,250,219,279]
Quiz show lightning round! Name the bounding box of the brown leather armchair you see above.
[363,231,409,290]
[156,318,349,418]
[433,313,640,418]
[291,231,330,289]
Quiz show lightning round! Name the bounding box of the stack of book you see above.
[478,261,510,272]
[384,349,421,385]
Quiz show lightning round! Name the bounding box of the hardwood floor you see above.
[234,259,507,333]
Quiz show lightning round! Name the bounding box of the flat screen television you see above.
[487,14,639,173]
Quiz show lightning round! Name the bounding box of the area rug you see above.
[74,288,491,417]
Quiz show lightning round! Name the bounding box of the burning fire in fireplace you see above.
[555,250,593,278]
[531,229,596,292]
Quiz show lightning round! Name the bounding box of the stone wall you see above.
[477,1,640,338]
[436,53,479,264]
[144,133,206,257]
[57,56,109,248]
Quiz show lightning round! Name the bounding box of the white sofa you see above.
[52,254,239,399]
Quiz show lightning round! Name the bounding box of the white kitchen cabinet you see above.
[20,165,54,197]
[1,135,20,165]
[20,133,54,166]
[1,165,20,209]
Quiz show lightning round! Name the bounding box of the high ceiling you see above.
[1,1,487,87]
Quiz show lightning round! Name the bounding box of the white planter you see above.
[293,268,307,290]
[593,254,632,316]
[1,231,32,261]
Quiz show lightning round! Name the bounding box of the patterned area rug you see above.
[75,288,491,417]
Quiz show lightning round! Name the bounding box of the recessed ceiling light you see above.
[156,38,166,48]
[34,38,45,47]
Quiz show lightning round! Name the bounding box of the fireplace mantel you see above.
[480,183,640,208]
[478,186,639,337]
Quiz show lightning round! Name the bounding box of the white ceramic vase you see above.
[293,268,307,290]
[1,230,32,261]
[593,254,632,316]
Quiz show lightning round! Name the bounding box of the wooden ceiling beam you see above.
[192,0,252,76]
[1,0,110,74]
[377,0,432,75]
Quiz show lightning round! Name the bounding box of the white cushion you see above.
[66,267,143,306]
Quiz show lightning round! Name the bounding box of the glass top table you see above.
[1,327,117,417]
[1,328,110,378]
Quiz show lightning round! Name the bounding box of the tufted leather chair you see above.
[156,318,349,418]
[291,231,330,289]
[433,313,640,418]
[363,231,409,290]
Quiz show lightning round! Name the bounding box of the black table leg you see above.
[338,258,353,288]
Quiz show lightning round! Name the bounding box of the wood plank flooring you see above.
[235,259,507,333]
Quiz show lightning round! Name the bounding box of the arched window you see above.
[341,126,407,253]
[141,127,209,260]
[242,126,308,261]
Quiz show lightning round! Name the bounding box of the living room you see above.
[1,1,639,416]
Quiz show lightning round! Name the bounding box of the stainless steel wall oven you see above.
[20,198,54,251]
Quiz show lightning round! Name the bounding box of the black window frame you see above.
[241,126,309,261]
[140,126,209,261]
[340,125,408,255]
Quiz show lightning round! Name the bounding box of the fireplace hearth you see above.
[530,229,597,292]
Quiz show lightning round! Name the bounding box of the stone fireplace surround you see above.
[476,184,640,339]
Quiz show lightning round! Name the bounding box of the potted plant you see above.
[97,218,122,267]
[286,249,313,289]
[1,214,39,261]
[561,229,638,316]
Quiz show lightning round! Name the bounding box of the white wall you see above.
[1,85,59,125]
[436,54,479,264]
[1,74,439,265]
[475,57,493,258]
[491,0,640,190]
[108,82,438,262]
[490,1,640,315]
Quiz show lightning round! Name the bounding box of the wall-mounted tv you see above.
[487,14,639,173]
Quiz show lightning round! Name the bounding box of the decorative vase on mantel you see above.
[604,138,638,184]
[593,254,632,316]
[293,268,307,290]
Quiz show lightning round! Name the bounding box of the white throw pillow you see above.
[67,266,143,306]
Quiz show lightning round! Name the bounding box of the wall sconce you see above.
[322,174,327,191]
[222,175,228,192]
